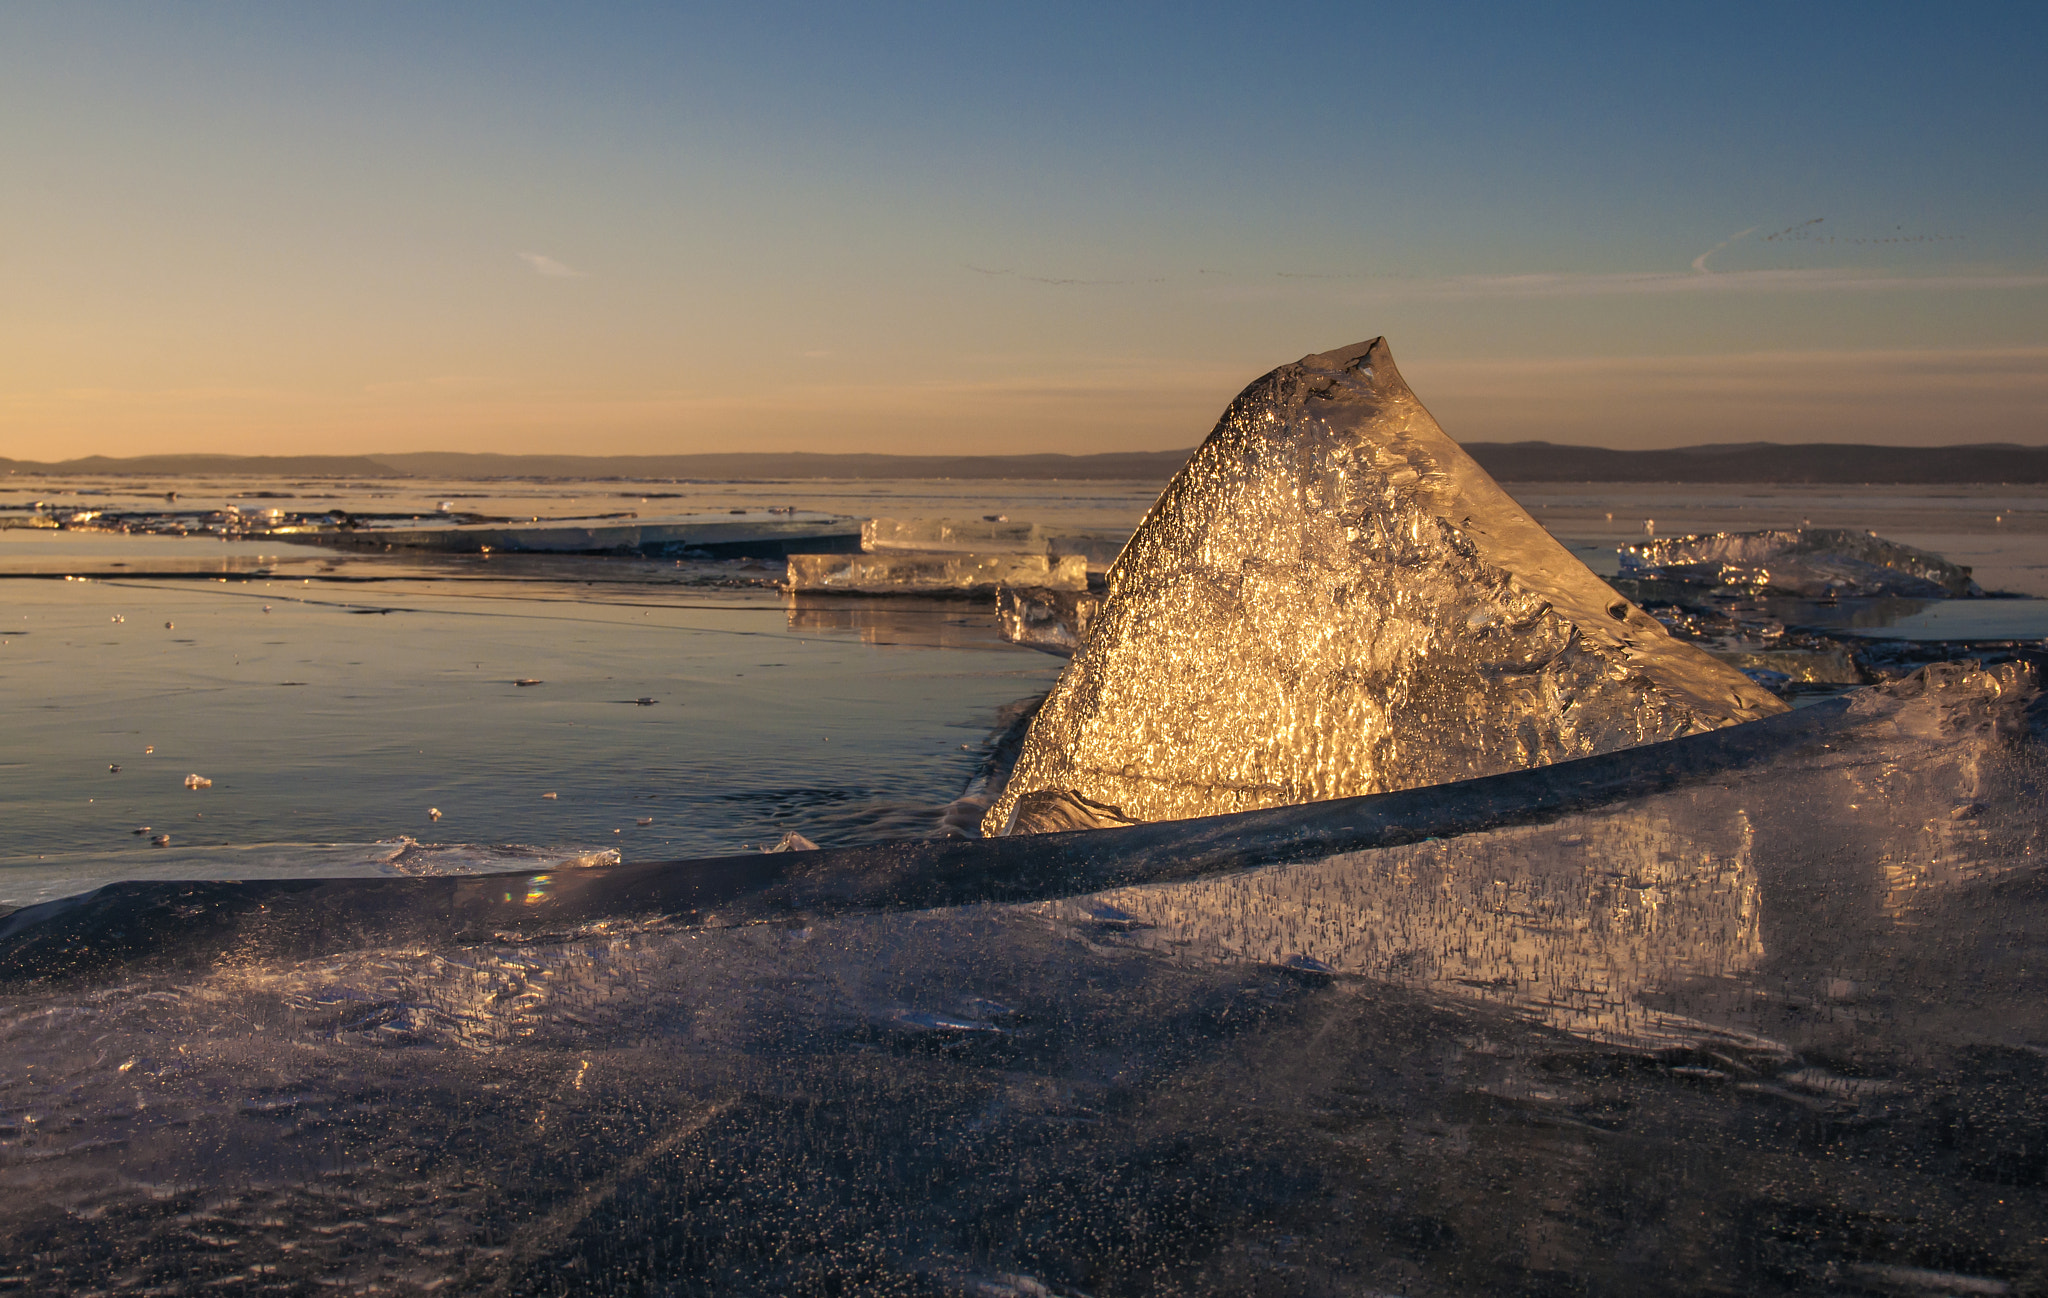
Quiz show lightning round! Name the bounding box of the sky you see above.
[2,1,2044,459]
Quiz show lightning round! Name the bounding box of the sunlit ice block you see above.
[861,517,1050,553]
[989,337,1786,835]
[863,517,1131,574]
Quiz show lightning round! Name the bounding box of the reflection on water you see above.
[784,593,1018,651]
[0,563,1063,908]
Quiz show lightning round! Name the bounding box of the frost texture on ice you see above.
[1620,527,1981,598]
[987,338,1786,835]
[1081,661,2042,1049]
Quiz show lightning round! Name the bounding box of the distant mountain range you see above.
[3,444,2046,483]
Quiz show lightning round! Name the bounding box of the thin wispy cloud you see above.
[979,226,2046,301]
[1022,274,1167,286]
[1383,266,2048,300]
[517,251,583,278]
[965,264,1165,286]
[1690,226,1760,273]
[1239,244,2048,301]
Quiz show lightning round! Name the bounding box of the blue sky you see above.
[3,2,2043,455]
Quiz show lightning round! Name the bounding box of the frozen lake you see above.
[3,474,2048,1295]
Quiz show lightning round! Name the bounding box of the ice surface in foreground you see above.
[1621,526,1983,598]
[989,338,1785,834]
[1,664,2042,1294]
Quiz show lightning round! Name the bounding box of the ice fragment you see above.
[996,585,1101,656]
[862,517,1046,553]
[1620,527,1980,598]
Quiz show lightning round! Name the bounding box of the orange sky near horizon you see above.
[4,6,2043,460]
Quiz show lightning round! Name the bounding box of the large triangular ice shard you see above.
[985,338,1788,836]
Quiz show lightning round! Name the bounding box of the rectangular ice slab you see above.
[862,517,1130,573]
[862,517,1048,553]
[289,513,862,559]
[786,552,1088,594]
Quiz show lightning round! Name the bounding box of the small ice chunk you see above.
[765,831,820,853]
[428,807,442,821]
[1620,528,1980,598]
[891,1009,1000,1034]
[996,585,1101,656]
[183,773,211,790]
[1843,1265,2007,1295]
[541,791,559,800]
[962,1272,1053,1297]
[150,834,169,847]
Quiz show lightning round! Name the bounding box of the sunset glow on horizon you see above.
[4,3,2043,460]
